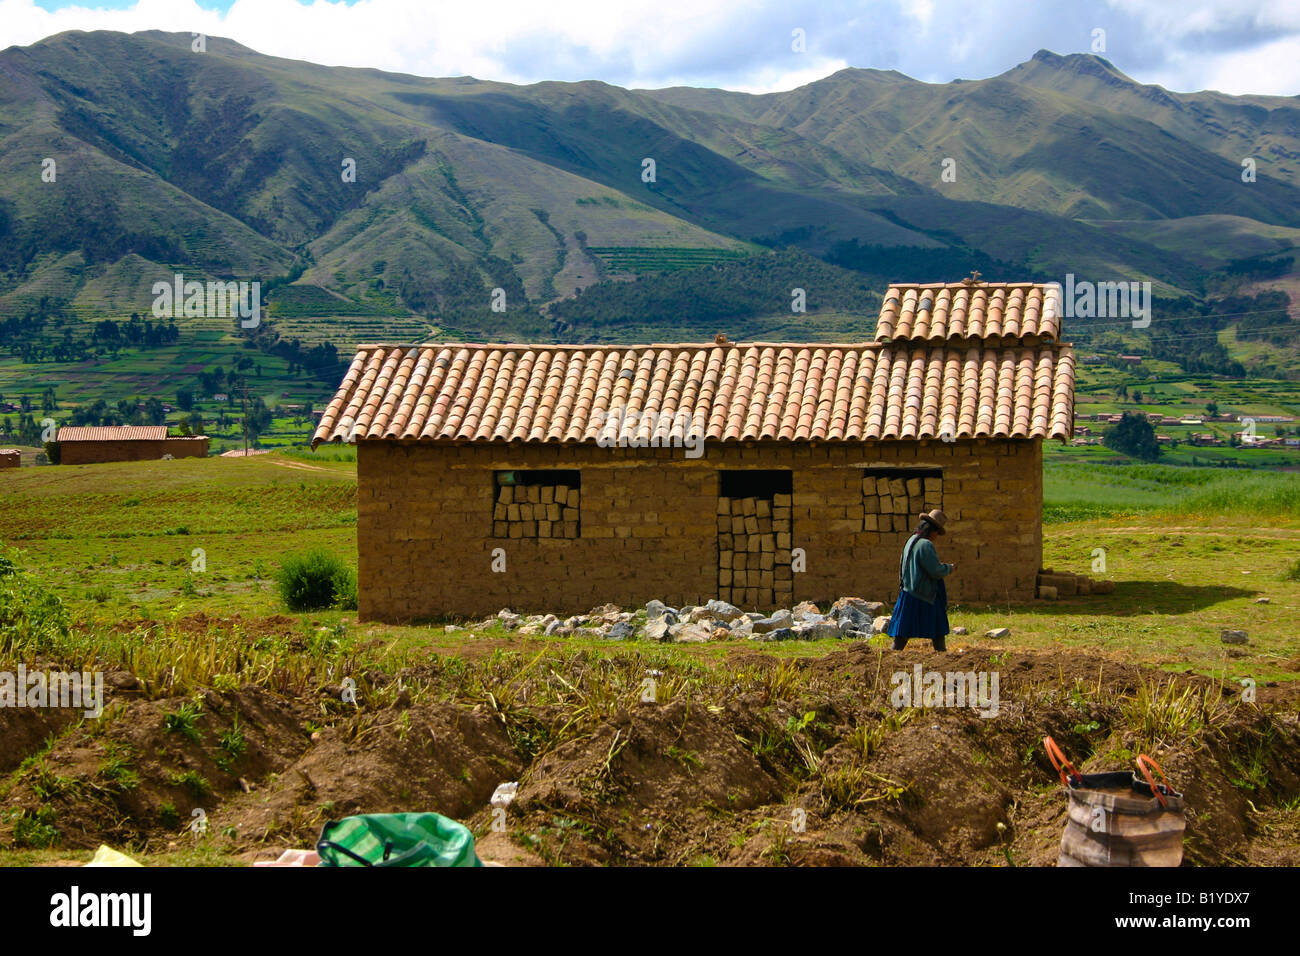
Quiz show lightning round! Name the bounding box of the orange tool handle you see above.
[1136,754,1172,807]
[1043,736,1082,787]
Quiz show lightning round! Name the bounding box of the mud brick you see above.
[760,570,774,589]
[775,565,792,582]
[718,515,732,533]
[776,532,791,549]
[507,504,522,521]
[876,477,892,496]
[776,548,791,564]
[564,521,578,537]
[554,485,569,502]
[743,516,758,534]
[541,486,554,504]
[773,493,791,508]
[734,533,749,550]
[910,495,925,516]
[889,477,906,497]
[755,516,769,535]
[720,569,732,587]
[567,489,580,508]
[718,497,731,515]
[720,533,733,551]
[563,507,578,522]
[773,506,791,522]
[494,503,508,520]
[892,495,908,513]
[864,514,878,532]
[756,499,771,518]
[523,520,537,536]
[742,497,756,517]
[509,523,524,538]
[895,514,910,532]
[498,485,514,503]
[747,535,761,553]
[493,521,508,537]
[548,503,561,521]
[761,534,775,551]
[760,552,774,571]
[538,522,552,537]
[924,477,943,497]
[735,553,748,571]
[732,515,745,534]
[906,477,921,497]
[863,494,879,514]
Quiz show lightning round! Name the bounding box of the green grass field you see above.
[2,452,1296,683]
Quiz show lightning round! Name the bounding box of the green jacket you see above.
[899,533,952,604]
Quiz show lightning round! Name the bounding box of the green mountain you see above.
[1,30,1298,419]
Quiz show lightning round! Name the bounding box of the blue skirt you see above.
[886,579,949,641]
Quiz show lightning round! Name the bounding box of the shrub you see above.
[276,549,357,611]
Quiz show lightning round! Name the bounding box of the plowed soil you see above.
[4,641,1297,866]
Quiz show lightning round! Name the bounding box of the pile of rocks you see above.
[457,597,892,643]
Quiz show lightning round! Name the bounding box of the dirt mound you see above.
[1,685,311,850]
[221,701,522,845]
[4,644,1297,866]
[510,696,782,863]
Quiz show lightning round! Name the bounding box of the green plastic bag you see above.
[316,813,483,867]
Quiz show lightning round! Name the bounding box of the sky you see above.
[2,0,1299,96]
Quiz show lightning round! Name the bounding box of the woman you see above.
[886,509,954,651]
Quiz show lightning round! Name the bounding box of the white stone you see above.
[985,627,1011,639]
[704,599,745,621]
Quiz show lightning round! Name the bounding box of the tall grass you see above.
[1045,461,1300,522]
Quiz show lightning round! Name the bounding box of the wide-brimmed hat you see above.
[918,509,947,534]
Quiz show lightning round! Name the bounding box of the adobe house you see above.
[56,426,210,465]
[314,279,1075,622]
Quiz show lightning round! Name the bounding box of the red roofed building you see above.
[56,426,209,465]
[314,280,1076,621]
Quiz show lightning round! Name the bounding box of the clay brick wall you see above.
[60,437,209,465]
[356,438,1043,622]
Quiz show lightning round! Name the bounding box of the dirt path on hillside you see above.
[266,459,352,477]
[1094,525,1300,538]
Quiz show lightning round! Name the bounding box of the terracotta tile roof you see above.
[875,281,1061,343]
[313,341,1075,446]
[57,426,169,442]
